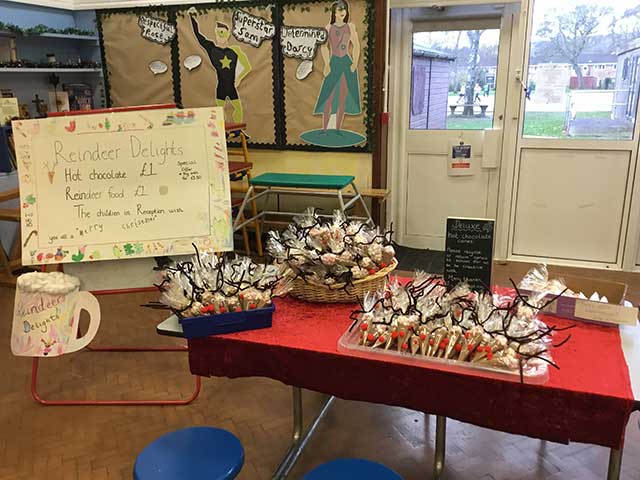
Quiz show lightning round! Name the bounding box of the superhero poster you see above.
[177,6,276,145]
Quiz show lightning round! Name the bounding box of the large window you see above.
[410,29,500,130]
[523,1,640,140]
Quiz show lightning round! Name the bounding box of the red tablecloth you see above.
[188,296,635,449]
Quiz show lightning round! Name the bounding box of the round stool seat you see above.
[304,459,402,480]
[134,427,244,480]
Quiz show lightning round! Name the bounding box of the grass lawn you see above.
[446,116,493,130]
[523,112,566,137]
[524,111,631,139]
[442,111,629,139]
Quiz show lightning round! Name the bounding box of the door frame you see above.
[387,3,518,250]
[498,0,640,271]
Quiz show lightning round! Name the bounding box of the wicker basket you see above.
[289,259,398,303]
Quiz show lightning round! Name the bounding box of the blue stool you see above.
[304,459,402,479]
[133,427,244,480]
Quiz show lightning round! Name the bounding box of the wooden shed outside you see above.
[410,46,455,130]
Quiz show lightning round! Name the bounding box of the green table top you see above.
[250,173,355,190]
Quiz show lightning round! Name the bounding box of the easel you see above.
[29,104,202,406]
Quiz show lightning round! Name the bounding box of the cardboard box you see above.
[0,33,16,63]
[522,275,638,327]
[0,97,19,124]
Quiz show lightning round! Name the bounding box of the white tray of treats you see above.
[338,320,549,384]
[336,274,571,385]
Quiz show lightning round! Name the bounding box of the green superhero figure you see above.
[188,8,251,122]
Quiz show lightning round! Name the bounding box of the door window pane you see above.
[523,1,640,140]
[410,29,500,130]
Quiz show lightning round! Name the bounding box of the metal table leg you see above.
[272,387,336,480]
[608,448,622,480]
[433,416,446,480]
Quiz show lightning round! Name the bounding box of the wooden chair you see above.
[225,124,263,256]
[0,186,22,285]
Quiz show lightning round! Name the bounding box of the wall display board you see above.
[96,0,374,152]
[176,5,277,145]
[100,11,176,107]
[13,106,233,266]
[444,217,494,292]
[282,0,370,148]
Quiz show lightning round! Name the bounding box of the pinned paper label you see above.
[448,143,474,177]
[138,15,176,45]
[232,9,275,47]
[280,25,327,60]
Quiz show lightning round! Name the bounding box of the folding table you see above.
[157,295,640,480]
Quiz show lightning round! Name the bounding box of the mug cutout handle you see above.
[67,291,101,353]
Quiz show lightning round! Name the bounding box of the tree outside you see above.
[523,0,640,139]
[410,0,640,137]
[537,5,612,89]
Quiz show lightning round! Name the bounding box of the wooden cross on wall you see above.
[31,95,47,118]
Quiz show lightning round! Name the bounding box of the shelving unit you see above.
[37,33,98,42]
[1,67,102,73]
[0,19,105,117]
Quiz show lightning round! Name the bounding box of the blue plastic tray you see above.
[178,304,274,339]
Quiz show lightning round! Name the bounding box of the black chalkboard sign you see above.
[444,217,495,292]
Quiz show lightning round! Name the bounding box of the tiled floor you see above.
[2,261,640,479]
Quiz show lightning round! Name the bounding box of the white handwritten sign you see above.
[13,107,233,265]
[138,15,176,45]
[280,25,327,60]
[232,9,275,47]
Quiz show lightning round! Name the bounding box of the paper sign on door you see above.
[448,143,474,177]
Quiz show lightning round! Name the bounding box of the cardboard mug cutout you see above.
[300,0,365,148]
[188,8,252,123]
[11,272,101,357]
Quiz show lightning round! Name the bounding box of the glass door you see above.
[390,6,515,250]
[505,0,640,269]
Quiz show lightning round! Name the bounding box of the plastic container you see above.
[337,321,549,385]
[178,304,274,339]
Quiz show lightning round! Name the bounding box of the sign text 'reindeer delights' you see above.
[14,107,233,265]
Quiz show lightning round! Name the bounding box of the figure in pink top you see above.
[314,0,362,133]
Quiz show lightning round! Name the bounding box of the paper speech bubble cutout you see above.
[184,55,202,71]
[296,60,313,80]
[149,60,168,75]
